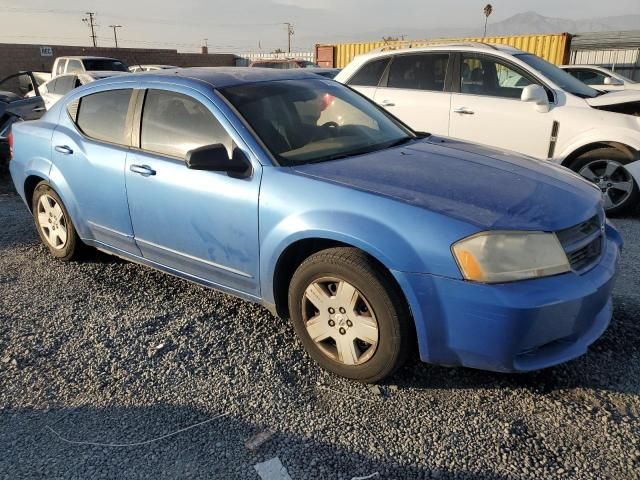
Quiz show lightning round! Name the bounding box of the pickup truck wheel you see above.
[569,148,639,214]
[32,182,80,261]
[288,247,412,382]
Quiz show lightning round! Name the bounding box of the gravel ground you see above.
[1,175,639,480]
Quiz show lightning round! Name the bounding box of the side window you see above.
[140,90,233,159]
[347,58,390,87]
[66,59,83,74]
[55,59,67,76]
[387,53,449,91]
[460,54,537,99]
[75,89,133,145]
[53,76,76,95]
[575,69,607,85]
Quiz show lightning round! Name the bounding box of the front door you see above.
[125,88,261,297]
[373,52,452,136]
[448,53,555,159]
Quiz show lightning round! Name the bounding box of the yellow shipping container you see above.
[333,33,571,68]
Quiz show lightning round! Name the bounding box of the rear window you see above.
[82,59,128,72]
[75,89,133,145]
[52,76,76,95]
[347,58,390,87]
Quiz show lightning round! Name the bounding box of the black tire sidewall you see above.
[32,182,78,260]
[288,249,408,382]
[569,148,639,215]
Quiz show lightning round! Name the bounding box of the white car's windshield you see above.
[220,79,414,166]
[516,54,602,98]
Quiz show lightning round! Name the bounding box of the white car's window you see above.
[347,58,391,87]
[55,59,67,76]
[52,76,76,95]
[570,69,608,85]
[386,53,449,91]
[141,89,233,159]
[221,79,413,166]
[66,59,83,74]
[460,55,538,98]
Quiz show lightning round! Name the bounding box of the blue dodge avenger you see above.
[9,68,621,382]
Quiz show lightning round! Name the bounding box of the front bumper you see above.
[393,223,622,373]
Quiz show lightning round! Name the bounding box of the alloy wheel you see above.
[579,159,635,210]
[36,194,68,250]
[301,277,379,366]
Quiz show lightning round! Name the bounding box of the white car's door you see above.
[449,53,555,159]
[372,52,452,136]
[343,57,391,103]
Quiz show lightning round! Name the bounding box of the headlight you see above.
[452,231,570,283]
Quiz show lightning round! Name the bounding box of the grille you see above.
[556,215,603,273]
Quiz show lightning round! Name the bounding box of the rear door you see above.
[372,52,452,135]
[448,53,555,158]
[125,88,261,297]
[50,88,139,254]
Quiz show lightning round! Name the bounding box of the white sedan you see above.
[28,71,126,110]
[560,65,640,92]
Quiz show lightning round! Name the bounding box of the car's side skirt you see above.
[83,238,269,311]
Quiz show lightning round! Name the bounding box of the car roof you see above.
[357,42,524,60]
[103,67,324,89]
[58,56,121,60]
[560,65,609,70]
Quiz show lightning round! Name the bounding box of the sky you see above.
[2,0,640,53]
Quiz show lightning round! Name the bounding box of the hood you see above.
[292,137,602,231]
[586,89,640,107]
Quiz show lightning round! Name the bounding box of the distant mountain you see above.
[306,11,640,46]
[476,11,640,36]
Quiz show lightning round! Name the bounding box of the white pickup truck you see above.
[51,56,129,77]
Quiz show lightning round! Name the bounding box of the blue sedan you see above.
[8,68,622,382]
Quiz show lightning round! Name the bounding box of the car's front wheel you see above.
[32,182,81,261]
[569,147,639,215]
[288,247,412,382]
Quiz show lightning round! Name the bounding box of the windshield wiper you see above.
[386,136,416,148]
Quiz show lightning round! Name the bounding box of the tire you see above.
[31,182,81,261]
[568,147,639,215]
[288,247,412,383]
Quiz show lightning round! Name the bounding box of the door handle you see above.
[379,100,396,107]
[130,164,156,177]
[32,106,46,113]
[54,145,73,155]
[453,107,475,115]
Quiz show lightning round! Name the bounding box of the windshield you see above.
[220,79,414,166]
[515,54,601,98]
[82,59,129,72]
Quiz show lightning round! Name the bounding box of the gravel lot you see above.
[1,174,639,480]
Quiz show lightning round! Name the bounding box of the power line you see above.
[82,12,98,47]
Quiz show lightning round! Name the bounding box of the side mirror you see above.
[604,76,623,86]
[186,144,252,178]
[521,84,550,113]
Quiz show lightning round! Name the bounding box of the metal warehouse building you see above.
[569,31,640,81]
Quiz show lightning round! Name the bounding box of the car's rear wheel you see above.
[569,148,639,214]
[288,247,412,382]
[32,182,80,261]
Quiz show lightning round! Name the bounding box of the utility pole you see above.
[109,24,122,48]
[284,22,294,53]
[82,12,98,47]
